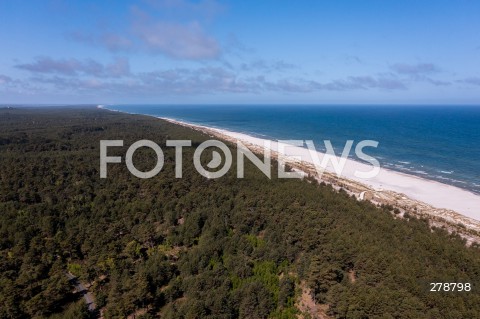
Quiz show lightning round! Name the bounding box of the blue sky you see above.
[1,0,480,104]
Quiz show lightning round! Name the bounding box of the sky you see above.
[1,0,480,105]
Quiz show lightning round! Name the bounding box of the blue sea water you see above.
[107,105,480,194]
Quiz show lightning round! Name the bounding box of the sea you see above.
[106,105,480,194]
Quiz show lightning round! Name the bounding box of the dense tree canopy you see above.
[0,107,479,318]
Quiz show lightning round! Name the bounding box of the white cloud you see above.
[459,77,480,86]
[0,74,12,85]
[68,1,222,60]
[391,63,439,75]
[133,20,220,59]
[100,34,133,52]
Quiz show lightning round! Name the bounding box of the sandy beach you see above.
[159,117,480,241]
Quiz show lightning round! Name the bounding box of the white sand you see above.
[161,117,480,222]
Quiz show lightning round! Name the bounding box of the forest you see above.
[0,107,479,318]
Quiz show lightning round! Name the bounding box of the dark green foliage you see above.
[234,281,274,319]
[0,107,480,318]
[47,301,91,319]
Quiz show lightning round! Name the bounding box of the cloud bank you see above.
[16,57,130,78]
[12,61,409,97]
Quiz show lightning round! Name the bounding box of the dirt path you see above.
[296,281,331,319]
[66,272,96,311]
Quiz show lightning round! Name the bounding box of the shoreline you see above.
[155,116,480,243]
[98,106,480,242]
